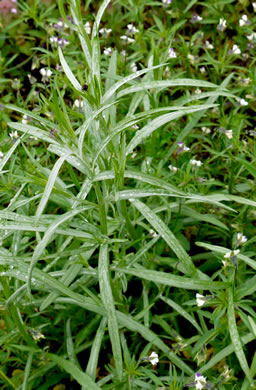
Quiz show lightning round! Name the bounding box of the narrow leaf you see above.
[228,288,253,383]
[131,199,195,275]
[98,245,123,380]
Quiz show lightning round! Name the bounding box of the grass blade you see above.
[115,267,228,290]
[48,354,101,389]
[58,47,82,92]
[98,244,123,380]
[228,288,253,384]
[86,317,107,380]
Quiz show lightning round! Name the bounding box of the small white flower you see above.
[195,373,207,390]
[149,229,158,238]
[84,21,91,34]
[132,124,139,129]
[57,38,69,47]
[22,114,29,124]
[0,151,4,159]
[39,68,52,82]
[130,62,137,73]
[127,23,139,35]
[131,152,137,159]
[149,351,159,366]
[224,249,240,259]
[238,98,248,106]
[11,7,17,14]
[50,36,58,46]
[177,142,190,153]
[187,54,200,65]
[103,47,113,56]
[201,126,211,134]
[162,0,172,6]
[217,18,227,32]
[218,127,233,139]
[195,88,202,95]
[74,99,83,109]
[204,40,214,49]
[196,293,205,307]
[190,159,203,167]
[99,27,112,38]
[168,165,178,172]
[238,77,250,86]
[121,50,127,56]
[230,44,241,55]
[9,131,18,139]
[199,66,206,74]
[236,232,247,245]
[191,14,203,23]
[246,33,256,41]
[168,47,177,58]
[225,130,233,139]
[120,35,135,43]
[239,14,250,27]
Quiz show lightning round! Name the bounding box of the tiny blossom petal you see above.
[199,66,206,74]
[196,293,205,307]
[190,159,202,167]
[168,47,177,58]
[239,14,250,27]
[195,373,207,390]
[130,62,137,73]
[201,126,211,134]
[149,229,158,238]
[120,35,135,43]
[187,54,200,65]
[99,27,112,37]
[191,14,203,23]
[168,165,178,172]
[39,68,52,82]
[230,44,241,55]
[84,21,91,34]
[127,23,139,35]
[149,351,159,366]
[162,0,172,6]
[9,131,18,139]
[195,88,202,95]
[247,33,256,41]
[224,249,240,259]
[74,99,83,108]
[11,7,17,13]
[204,40,214,49]
[103,47,113,56]
[236,233,247,246]
[177,142,190,153]
[217,18,227,31]
[238,98,248,106]
[50,36,58,45]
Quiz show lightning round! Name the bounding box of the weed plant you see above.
[0,0,256,389]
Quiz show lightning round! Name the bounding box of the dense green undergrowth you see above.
[0,0,256,389]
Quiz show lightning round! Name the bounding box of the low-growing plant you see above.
[0,0,256,389]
